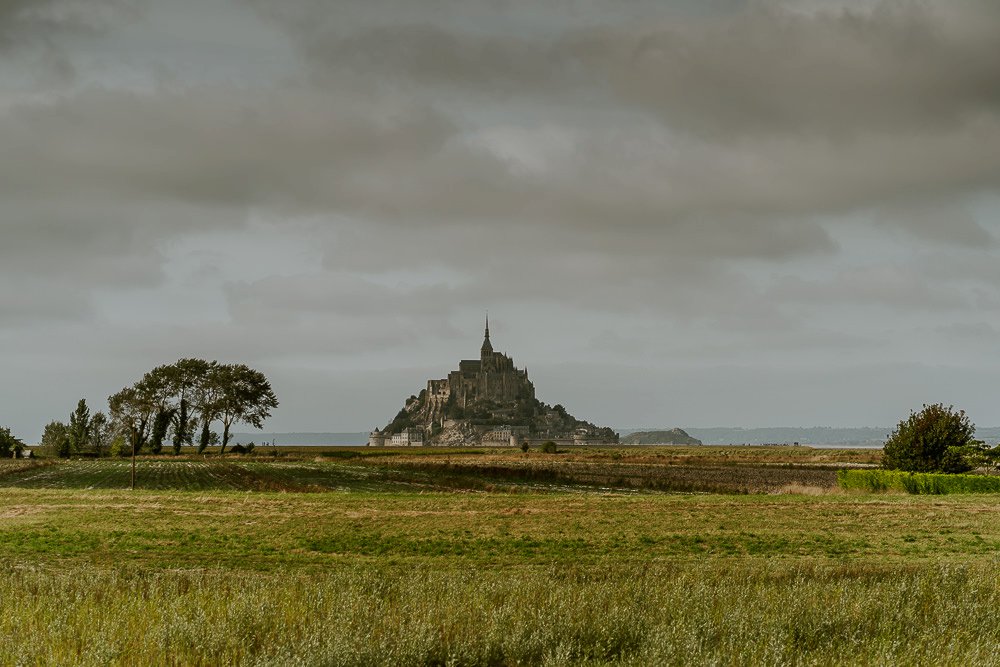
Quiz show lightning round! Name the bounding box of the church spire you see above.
[481,313,493,357]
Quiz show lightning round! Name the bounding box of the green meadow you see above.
[2,451,999,665]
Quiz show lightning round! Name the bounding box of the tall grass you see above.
[838,469,1000,494]
[2,561,998,666]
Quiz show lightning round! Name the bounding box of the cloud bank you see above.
[2,0,1000,439]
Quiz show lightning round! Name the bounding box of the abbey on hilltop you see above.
[369,318,619,447]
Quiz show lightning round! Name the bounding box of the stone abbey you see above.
[422,316,535,426]
[369,318,618,447]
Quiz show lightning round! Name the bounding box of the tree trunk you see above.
[221,421,231,455]
[173,399,187,455]
[131,429,137,490]
[198,420,210,454]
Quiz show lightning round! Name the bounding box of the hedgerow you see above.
[838,469,1000,494]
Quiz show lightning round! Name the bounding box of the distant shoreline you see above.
[231,427,1000,449]
[230,432,886,449]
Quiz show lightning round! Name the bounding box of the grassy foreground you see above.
[5,561,999,666]
[1,454,999,665]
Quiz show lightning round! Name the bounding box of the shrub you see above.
[109,435,129,458]
[882,404,976,472]
[520,442,530,453]
[540,441,558,454]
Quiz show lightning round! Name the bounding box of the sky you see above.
[3,0,1000,441]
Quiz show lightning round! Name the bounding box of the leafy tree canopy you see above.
[41,420,71,458]
[108,358,278,455]
[0,426,24,458]
[882,404,978,473]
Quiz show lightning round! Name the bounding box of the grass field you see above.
[1,449,998,665]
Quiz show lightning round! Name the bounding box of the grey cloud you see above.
[265,0,1000,139]
[0,86,454,210]
[1,0,120,46]
[8,0,1000,441]
[245,0,1000,247]
[0,200,245,323]
[0,280,92,325]
[225,272,462,331]
[611,1,1000,138]
[308,26,577,93]
[768,266,967,312]
[0,85,455,315]
[875,202,994,247]
[0,0,140,80]
[247,0,742,35]
[937,321,1000,342]
[0,84,842,276]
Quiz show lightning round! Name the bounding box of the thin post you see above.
[131,439,136,490]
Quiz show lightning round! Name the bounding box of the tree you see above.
[0,426,23,458]
[167,358,212,454]
[120,359,214,455]
[148,408,173,455]
[210,363,279,454]
[138,364,176,455]
[882,404,977,473]
[67,399,91,455]
[108,385,156,455]
[90,411,113,457]
[193,362,223,454]
[41,420,71,458]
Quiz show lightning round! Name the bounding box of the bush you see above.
[520,442,530,453]
[540,441,558,454]
[882,404,976,473]
[109,435,129,458]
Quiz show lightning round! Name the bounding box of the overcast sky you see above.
[3,0,1000,441]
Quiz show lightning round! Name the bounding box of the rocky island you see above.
[620,429,702,445]
[369,319,618,447]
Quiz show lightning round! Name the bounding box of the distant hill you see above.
[615,427,888,447]
[621,429,702,445]
[664,427,886,447]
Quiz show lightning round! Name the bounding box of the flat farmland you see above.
[0,445,871,494]
[1,450,998,666]
[0,459,428,493]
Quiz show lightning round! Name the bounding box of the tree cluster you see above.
[40,400,115,458]
[108,359,278,456]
